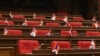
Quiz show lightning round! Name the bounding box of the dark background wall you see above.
[0,0,99,20]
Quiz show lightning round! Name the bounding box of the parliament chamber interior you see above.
[0,0,100,56]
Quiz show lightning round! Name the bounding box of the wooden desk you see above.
[19,49,100,56]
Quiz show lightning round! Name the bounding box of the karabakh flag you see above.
[95,21,99,29]
[22,18,28,26]
[30,27,36,37]
[9,12,13,19]
[3,27,8,35]
[89,40,96,49]
[52,44,60,55]
[63,15,68,22]
[92,15,96,21]
[51,13,56,21]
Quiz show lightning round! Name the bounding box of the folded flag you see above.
[46,30,51,36]
[51,13,56,21]
[22,19,28,26]
[89,40,96,49]
[52,44,60,55]
[3,28,8,35]
[69,27,72,36]
[30,27,36,37]
[92,15,96,21]
[63,15,68,22]
[5,18,9,25]
[95,21,99,29]
[9,12,13,19]
[33,13,36,19]
[39,20,43,26]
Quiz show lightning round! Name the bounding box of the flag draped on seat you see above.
[95,21,99,29]
[22,19,28,26]
[9,12,13,19]
[51,13,56,21]
[3,28,8,35]
[30,27,36,37]
[63,15,68,22]
[89,40,96,49]
[52,43,60,55]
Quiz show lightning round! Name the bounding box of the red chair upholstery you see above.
[61,30,78,36]
[23,21,41,26]
[18,40,39,54]
[55,16,64,21]
[12,14,24,19]
[51,41,71,50]
[72,17,84,21]
[45,22,60,27]
[67,22,83,27]
[85,31,100,36]
[0,20,5,25]
[5,21,14,25]
[77,41,92,49]
[36,30,51,36]
[4,29,22,36]
[34,15,46,20]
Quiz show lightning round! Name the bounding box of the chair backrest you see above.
[25,21,41,26]
[33,15,46,20]
[45,22,60,27]
[72,17,84,21]
[51,41,71,50]
[18,40,39,54]
[5,21,14,25]
[0,20,14,25]
[56,16,64,21]
[61,30,78,36]
[0,20,5,25]
[77,41,92,49]
[12,14,24,19]
[36,30,51,36]
[85,31,100,36]
[4,29,22,36]
[67,22,83,27]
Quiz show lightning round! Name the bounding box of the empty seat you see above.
[56,16,64,21]
[72,17,84,21]
[61,30,78,36]
[4,29,22,36]
[45,22,60,27]
[23,21,41,26]
[33,15,46,20]
[36,30,51,36]
[18,40,39,54]
[77,41,96,49]
[67,22,83,27]
[12,14,24,19]
[0,20,14,25]
[0,20,5,25]
[5,21,14,25]
[85,31,100,36]
[51,41,71,50]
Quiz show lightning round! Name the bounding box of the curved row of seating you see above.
[18,40,96,54]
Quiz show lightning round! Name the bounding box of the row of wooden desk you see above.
[0,13,98,56]
[19,49,100,56]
